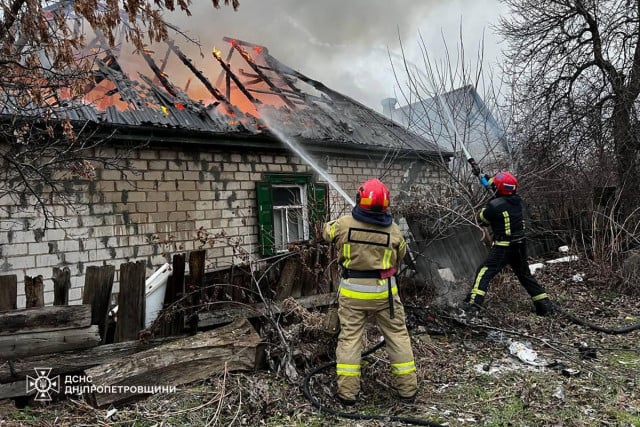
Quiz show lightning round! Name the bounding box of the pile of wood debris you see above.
[1,256,639,426]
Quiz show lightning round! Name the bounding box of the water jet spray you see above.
[259,109,356,207]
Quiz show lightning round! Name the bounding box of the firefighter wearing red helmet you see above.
[463,171,555,317]
[323,178,417,405]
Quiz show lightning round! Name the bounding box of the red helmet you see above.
[492,172,518,195]
[356,178,390,212]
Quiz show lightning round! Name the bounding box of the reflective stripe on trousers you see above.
[391,360,416,375]
[338,277,397,300]
[336,363,361,377]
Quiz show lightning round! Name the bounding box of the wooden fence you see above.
[0,246,335,405]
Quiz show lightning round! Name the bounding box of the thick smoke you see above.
[154,0,505,111]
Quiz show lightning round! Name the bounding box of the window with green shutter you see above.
[256,174,328,255]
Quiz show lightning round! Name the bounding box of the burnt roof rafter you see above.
[167,41,227,105]
[141,49,179,98]
[227,41,297,110]
[94,58,146,108]
[211,48,260,105]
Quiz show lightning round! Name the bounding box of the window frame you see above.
[256,173,328,256]
[271,183,309,253]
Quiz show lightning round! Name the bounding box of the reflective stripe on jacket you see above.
[323,215,405,300]
[338,277,398,300]
[478,194,526,244]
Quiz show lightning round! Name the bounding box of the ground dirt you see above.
[1,256,639,426]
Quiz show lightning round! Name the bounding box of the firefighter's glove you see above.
[480,227,493,248]
[480,174,491,188]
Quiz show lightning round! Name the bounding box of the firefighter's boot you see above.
[534,298,555,316]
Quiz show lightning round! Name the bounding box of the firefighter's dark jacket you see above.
[478,194,525,245]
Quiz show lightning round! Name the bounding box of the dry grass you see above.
[2,258,640,426]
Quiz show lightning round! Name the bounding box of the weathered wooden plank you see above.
[0,305,91,335]
[198,292,336,328]
[82,265,115,341]
[0,337,179,385]
[0,380,26,400]
[0,336,181,385]
[52,267,71,306]
[0,274,17,311]
[275,257,301,300]
[87,318,261,407]
[24,275,44,308]
[161,253,185,337]
[187,250,205,333]
[114,262,145,343]
[0,325,101,359]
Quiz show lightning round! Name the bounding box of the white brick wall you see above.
[0,144,443,307]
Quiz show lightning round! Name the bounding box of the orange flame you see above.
[212,47,222,60]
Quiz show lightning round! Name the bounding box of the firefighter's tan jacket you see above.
[323,214,417,400]
[323,215,407,299]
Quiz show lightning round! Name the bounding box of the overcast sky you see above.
[160,0,509,112]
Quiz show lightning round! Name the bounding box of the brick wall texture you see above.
[0,144,443,307]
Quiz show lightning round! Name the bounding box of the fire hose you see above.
[302,338,446,427]
[554,305,640,334]
[301,301,639,426]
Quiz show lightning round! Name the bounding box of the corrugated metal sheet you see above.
[2,38,446,156]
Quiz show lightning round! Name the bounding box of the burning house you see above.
[0,36,451,307]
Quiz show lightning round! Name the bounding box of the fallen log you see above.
[0,305,91,335]
[0,325,101,360]
[86,318,261,407]
[0,337,180,400]
[198,292,336,328]
[0,336,180,385]
[0,380,25,400]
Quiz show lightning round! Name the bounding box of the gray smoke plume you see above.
[151,0,506,111]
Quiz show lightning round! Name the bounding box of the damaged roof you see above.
[3,37,447,157]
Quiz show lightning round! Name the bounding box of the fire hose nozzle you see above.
[468,158,481,176]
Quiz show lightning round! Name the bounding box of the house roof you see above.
[382,85,507,161]
[1,37,447,158]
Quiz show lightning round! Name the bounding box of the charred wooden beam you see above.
[95,59,145,107]
[153,46,172,86]
[84,53,122,96]
[230,43,296,110]
[211,49,260,105]
[226,37,306,99]
[215,44,236,88]
[247,87,305,101]
[168,41,230,104]
[140,50,179,98]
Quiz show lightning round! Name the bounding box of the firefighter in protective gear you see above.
[323,178,417,405]
[464,172,555,316]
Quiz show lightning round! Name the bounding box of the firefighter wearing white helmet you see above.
[322,178,417,405]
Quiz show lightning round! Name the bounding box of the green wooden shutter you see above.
[256,181,274,256]
[308,183,328,239]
